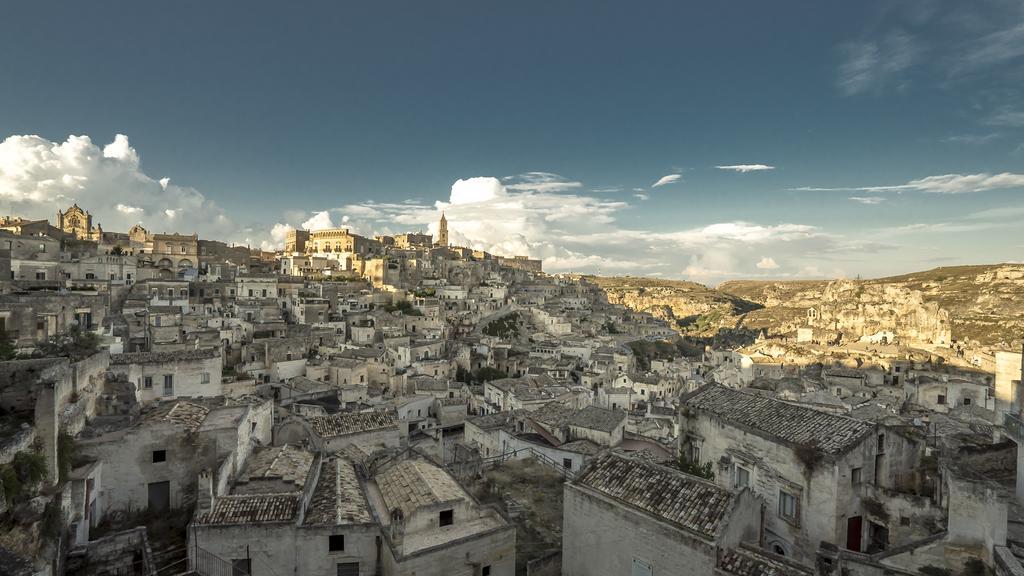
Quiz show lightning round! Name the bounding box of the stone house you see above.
[276,410,401,453]
[680,384,920,563]
[562,452,763,576]
[905,374,994,413]
[108,349,222,404]
[366,457,516,576]
[191,446,380,576]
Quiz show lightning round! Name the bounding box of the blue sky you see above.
[1,1,1022,283]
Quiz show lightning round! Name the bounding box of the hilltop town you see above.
[1,204,1023,576]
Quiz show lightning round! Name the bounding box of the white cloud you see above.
[849,196,886,205]
[301,211,335,231]
[332,176,869,283]
[716,164,775,173]
[941,133,1000,145]
[116,203,144,214]
[756,257,780,270]
[0,133,243,240]
[796,172,1024,194]
[837,31,918,96]
[652,174,681,187]
[633,193,649,201]
[503,172,583,193]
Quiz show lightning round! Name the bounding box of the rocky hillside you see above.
[583,276,761,323]
[592,264,1024,350]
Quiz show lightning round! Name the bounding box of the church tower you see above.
[437,212,449,247]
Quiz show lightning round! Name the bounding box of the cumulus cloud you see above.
[326,176,880,283]
[116,203,144,214]
[652,174,681,187]
[795,172,1024,194]
[0,133,243,240]
[716,164,775,173]
[301,211,335,231]
[756,257,780,270]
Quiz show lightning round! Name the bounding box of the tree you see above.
[0,329,17,361]
[474,367,507,383]
[36,325,100,362]
[672,452,714,480]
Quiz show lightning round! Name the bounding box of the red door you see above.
[847,516,863,552]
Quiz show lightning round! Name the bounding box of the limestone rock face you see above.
[602,287,720,321]
[810,280,951,345]
[591,264,1024,350]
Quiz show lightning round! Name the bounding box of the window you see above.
[876,434,885,453]
[329,534,344,552]
[144,376,153,389]
[35,271,45,280]
[963,397,972,406]
[563,458,573,470]
[336,564,359,576]
[851,467,862,485]
[163,374,173,396]
[900,516,911,527]
[231,559,251,576]
[735,465,750,489]
[482,567,491,576]
[152,450,166,463]
[154,316,161,327]
[439,509,453,527]
[181,245,186,254]
[248,289,254,297]
[687,443,700,464]
[779,490,798,522]
[201,372,210,384]
[631,558,653,576]
[937,394,946,405]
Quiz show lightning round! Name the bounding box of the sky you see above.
[1,1,1023,284]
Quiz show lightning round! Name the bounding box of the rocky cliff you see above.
[592,264,1024,350]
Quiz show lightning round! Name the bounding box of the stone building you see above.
[276,410,401,453]
[57,203,103,241]
[190,446,380,576]
[436,213,448,247]
[108,349,223,404]
[680,384,921,563]
[284,228,310,253]
[306,228,380,256]
[366,456,516,576]
[141,233,198,278]
[562,452,763,576]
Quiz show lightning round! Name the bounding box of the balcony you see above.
[1004,412,1024,444]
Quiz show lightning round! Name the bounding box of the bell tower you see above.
[437,212,449,247]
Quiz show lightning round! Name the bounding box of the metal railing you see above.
[192,546,238,576]
[1005,412,1024,443]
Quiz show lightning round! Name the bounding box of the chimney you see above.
[197,469,215,516]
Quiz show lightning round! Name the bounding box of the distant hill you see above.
[590,264,1024,350]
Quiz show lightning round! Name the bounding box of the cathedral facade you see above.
[56,204,103,241]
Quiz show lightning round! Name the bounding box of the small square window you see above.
[152,450,166,463]
[329,534,344,552]
[735,466,751,489]
[439,509,453,527]
[900,516,910,527]
[937,394,946,405]
[963,398,972,406]
[779,491,798,522]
